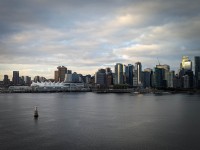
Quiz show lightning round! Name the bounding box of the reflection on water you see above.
[0,93,200,150]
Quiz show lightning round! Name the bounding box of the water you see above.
[0,93,200,150]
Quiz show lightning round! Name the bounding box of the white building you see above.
[31,81,89,92]
[64,74,72,82]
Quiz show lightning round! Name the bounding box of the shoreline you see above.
[1,88,200,94]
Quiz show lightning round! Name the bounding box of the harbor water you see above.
[0,93,200,150]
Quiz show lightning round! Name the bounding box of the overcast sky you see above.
[0,0,200,80]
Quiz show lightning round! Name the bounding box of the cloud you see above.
[0,0,200,79]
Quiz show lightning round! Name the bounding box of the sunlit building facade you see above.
[115,63,123,84]
[55,66,67,82]
[133,62,142,86]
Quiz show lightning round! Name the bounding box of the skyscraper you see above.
[114,63,123,84]
[179,56,193,88]
[195,56,200,88]
[125,64,133,86]
[12,71,19,86]
[142,68,153,88]
[55,66,67,82]
[3,75,9,86]
[180,56,192,71]
[105,67,113,87]
[24,76,31,86]
[167,71,175,88]
[135,62,142,86]
[95,69,106,87]
[154,67,166,88]
[54,71,59,82]
[156,64,170,87]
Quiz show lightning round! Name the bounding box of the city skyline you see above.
[0,0,200,79]
[0,55,197,81]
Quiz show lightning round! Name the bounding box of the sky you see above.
[0,0,200,80]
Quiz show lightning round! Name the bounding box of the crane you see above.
[157,57,160,65]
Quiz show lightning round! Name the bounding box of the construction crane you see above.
[157,57,160,65]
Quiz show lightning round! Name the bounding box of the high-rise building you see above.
[142,68,153,88]
[156,64,170,87]
[54,71,59,82]
[85,75,92,84]
[105,68,113,87]
[125,64,134,86]
[114,63,123,84]
[153,67,166,88]
[3,75,10,86]
[167,71,175,88]
[183,75,190,88]
[105,67,112,74]
[34,76,40,82]
[195,56,200,88]
[72,72,80,83]
[179,56,193,88]
[180,56,192,71]
[134,62,142,86]
[65,74,72,82]
[173,74,181,88]
[67,70,72,74]
[55,66,67,82]
[12,71,19,86]
[24,76,31,86]
[95,69,106,87]
[184,70,194,88]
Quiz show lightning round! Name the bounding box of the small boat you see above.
[34,106,39,118]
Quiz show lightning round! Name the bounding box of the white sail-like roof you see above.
[31,81,65,87]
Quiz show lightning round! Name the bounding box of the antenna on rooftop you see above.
[157,57,160,65]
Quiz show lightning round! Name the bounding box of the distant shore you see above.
[1,88,200,94]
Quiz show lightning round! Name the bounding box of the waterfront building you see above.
[95,69,106,87]
[156,64,170,87]
[183,75,190,88]
[178,56,194,88]
[34,76,46,83]
[85,75,92,84]
[54,71,59,82]
[180,56,192,71]
[125,64,134,86]
[167,71,175,88]
[12,71,19,86]
[67,70,72,74]
[173,75,181,88]
[8,86,32,92]
[179,56,192,79]
[34,76,40,82]
[195,56,200,88]
[24,76,31,86]
[142,68,153,88]
[3,75,10,86]
[30,81,88,92]
[106,73,113,87]
[105,68,113,87]
[114,63,123,84]
[71,72,82,83]
[134,62,142,86]
[65,74,72,82]
[105,67,112,74]
[54,66,67,82]
[183,70,194,88]
[40,77,47,82]
[153,67,166,88]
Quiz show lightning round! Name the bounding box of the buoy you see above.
[34,106,39,118]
